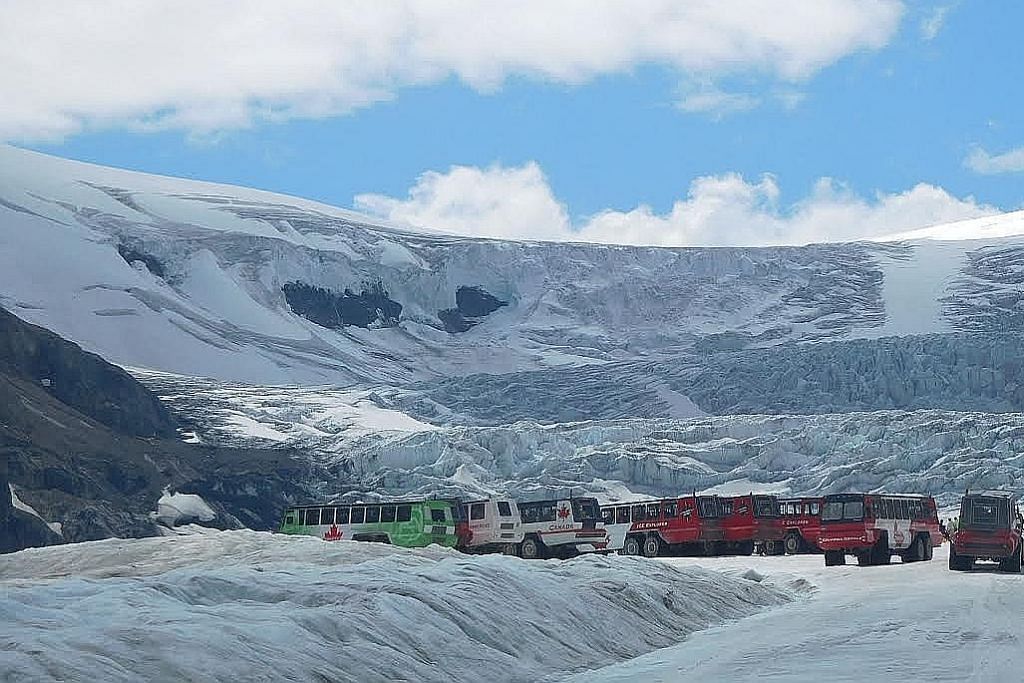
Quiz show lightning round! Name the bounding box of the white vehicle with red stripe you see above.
[516,496,608,559]
[455,498,524,554]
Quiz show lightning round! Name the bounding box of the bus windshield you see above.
[822,500,864,522]
[753,497,779,518]
[572,498,600,521]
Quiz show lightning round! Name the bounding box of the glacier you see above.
[0,531,792,682]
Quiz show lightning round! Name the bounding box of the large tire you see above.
[923,535,934,561]
[999,545,1022,573]
[857,551,873,567]
[824,550,845,567]
[948,546,972,572]
[784,533,803,555]
[520,536,543,560]
[643,535,661,558]
[737,540,755,556]
[871,535,891,566]
[903,535,925,563]
[623,536,642,556]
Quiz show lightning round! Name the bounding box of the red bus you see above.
[720,494,785,555]
[779,497,823,554]
[601,495,725,557]
[819,493,942,567]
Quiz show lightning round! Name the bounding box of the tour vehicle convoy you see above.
[278,499,458,548]
[454,498,524,554]
[948,490,1024,572]
[818,493,942,566]
[600,494,730,557]
[720,494,785,555]
[517,496,607,559]
[779,497,824,553]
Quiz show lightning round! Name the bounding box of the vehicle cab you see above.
[779,497,823,554]
[949,490,1023,572]
[455,498,524,554]
[721,494,785,555]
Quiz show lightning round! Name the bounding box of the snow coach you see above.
[948,490,1024,573]
[779,497,823,554]
[818,493,941,567]
[600,494,729,558]
[516,496,607,559]
[454,498,524,554]
[278,499,458,548]
[720,494,785,555]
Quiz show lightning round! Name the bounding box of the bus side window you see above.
[601,508,613,524]
[616,507,630,524]
[351,507,365,524]
[663,501,678,517]
[397,505,412,522]
[810,502,820,515]
[381,506,396,523]
[321,507,335,525]
[337,507,350,524]
[647,503,661,519]
[366,506,381,523]
[632,505,646,522]
[497,502,512,517]
[471,503,486,520]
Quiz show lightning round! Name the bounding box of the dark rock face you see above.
[0,306,324,554]
[282,279,402,329]
[117,242,166,277]
[439,286,508,333]
[0,306,177,438]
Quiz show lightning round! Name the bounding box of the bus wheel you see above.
[784,533,802,555]
[520,537,543,560]
[903,536,924,563]
[923,535,933,561]
[642,535,661,558]
[949,547,973,571]
[824,550,845,566]
[738,540,755,556]
[871,537,891,565]
[623,536,642,556]
[999,545,1022,573]
[856,551,873,567]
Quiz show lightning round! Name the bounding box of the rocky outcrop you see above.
[282,279,402,329]
[0,307,325,554]
[439,286,508,333]
[0,306,177,438]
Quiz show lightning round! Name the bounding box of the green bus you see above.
[277,499,458,548]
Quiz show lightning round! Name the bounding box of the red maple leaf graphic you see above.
[557,506,571,519]
[323,524,343,541]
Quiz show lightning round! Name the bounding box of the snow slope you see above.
[0,531,791,682]
[576,548,1023,682]
[3,145,1024,386]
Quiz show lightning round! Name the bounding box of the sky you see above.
[3,0,1022,246]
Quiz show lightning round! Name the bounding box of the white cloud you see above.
[357,162,998,247]
[355,163,570,242]
[677,89,760,118]
[920,5,952,40]
[964,146,1024,175]
[0,0,904,140]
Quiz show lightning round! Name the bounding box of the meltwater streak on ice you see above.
[0,531,790,683]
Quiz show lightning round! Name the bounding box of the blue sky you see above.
[5,1,1023,245]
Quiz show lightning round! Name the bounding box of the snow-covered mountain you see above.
[3,144,1024,387]
[5,145,1024,536]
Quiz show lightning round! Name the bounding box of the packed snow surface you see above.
[575,548,1024,682]
[0,531,791,682]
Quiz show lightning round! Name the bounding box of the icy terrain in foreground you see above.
[577,548,1024,682]
[0,531,791,682]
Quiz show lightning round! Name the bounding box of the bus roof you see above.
[288,498,453,509]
